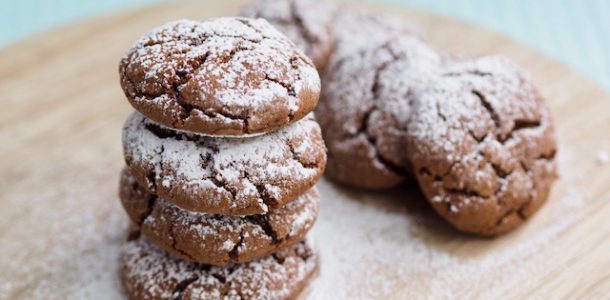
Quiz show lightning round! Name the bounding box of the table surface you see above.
[1,1,610,299]
[2,0,610,91]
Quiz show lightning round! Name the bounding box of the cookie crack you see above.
[443,70,492,77]
[445,188,484,199]
[247,215,280,244]
[494,194,533,228]
[347,47,408,177]
[265,74,297,97]
[172,275,200,300]
[504,118,544,144]
[271,252,286,264]
[244,170,276,209]
[287,142,318,169]
[229,227,246,260]
[436,101,448,122]
[138,195,158,225]
[536,149,557,160]
[472,89,501,135]
[208,169,240,203]
[468,129,487,143]
[491,163,510,179]
[167,218,198,262]
[289,1,316,44]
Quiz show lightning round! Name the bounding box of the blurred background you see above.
[1,0,609,91]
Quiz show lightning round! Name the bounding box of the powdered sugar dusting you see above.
[318,21,440,181]
[330,9,415,62]
[0,163,128,300]
[307,144,588,299]
[0,140,592,300]
[121,236,318,299]
[596,150,608,166]
[239,0,335,68]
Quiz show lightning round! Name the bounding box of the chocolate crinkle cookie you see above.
[407,56,557,236]
[120,168,319,266]
[317,33,441,189]
[119,17,320,136]
[121,233,318,300]
[318,10,557,235]
[239,0,336,70]
[122,111,326,216]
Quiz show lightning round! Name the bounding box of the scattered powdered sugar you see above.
[0,162,128,300]
[0,131,591,300]
[306,143,589,299]
[596,150,608,166]
[121,236,317,299]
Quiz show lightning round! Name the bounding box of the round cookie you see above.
[121,233,318,300]
[119,168,319,265]
[122,111,326,216]
[239,0,336,70]
[317,33,441,189]
[119,17,320,136]
[406,56,558,236]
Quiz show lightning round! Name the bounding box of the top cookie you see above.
[239,0,336,70]
[120,17,321,136]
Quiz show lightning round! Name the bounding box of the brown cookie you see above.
[317,33,440,189]
[329,9,415,65]
[407,56,558,236]
[239,0,336,70]
[122,111,326,216]
[119,17,320,136]
[119,168,319,265]
[121,233,318,300]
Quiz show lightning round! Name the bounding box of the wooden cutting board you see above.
[1,1,609,299]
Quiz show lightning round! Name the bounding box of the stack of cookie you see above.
[117,17,327,299]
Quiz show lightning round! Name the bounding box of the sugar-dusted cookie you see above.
[120,17,320,136]
[122,112,326,216]
[119,168,318,265]
[317,34,440,189]
[121,233,318,300]
[239,0,336,69]
[329,9,415,64]
[407,56,558,236]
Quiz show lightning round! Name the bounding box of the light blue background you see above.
[2,0,609,90]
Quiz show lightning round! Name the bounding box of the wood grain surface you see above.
[1,1,609,299]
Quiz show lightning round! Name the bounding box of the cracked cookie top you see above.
[407,56,558,235]
[317,33,441,189]
[120,168,319,266]
[239,0,336,69]
[121,233,318,300]
[122,111,326,216]
[329,9,415,67]
[119,17,321,136]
